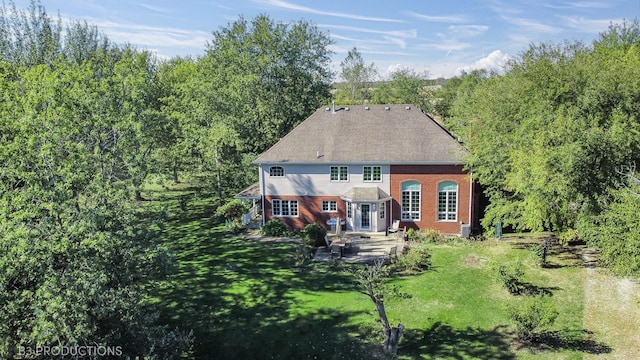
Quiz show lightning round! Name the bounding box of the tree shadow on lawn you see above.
[516,329,613,355]
[149,209,375,358]
[400,322,516,359]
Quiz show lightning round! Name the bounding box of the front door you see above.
[360,203,371,230]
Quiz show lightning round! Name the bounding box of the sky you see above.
[9,0,640,79]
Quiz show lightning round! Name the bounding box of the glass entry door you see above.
[360,203,371,230]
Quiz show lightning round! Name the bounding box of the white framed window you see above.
[363,166,382,182]
[401,181,421,221]
[330,166,348,182]
[379,202,385,219]
[346,202,352,218]
[438,181,458,221]
[272,199,298,217]
[322,200,338,213]
[269,166,284,177]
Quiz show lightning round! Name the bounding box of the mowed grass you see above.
[142,187,621,359]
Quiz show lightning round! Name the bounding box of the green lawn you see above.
[143,188,615,359]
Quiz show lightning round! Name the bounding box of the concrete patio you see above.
[314,231,406,263]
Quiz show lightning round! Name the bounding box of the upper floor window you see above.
[322,200,338,213]
[269,166,284,177]
[438,181,458,221]
[363,166,382,182]
[401,181,421,221]
[272,199,298,217]
[330,166,348,182]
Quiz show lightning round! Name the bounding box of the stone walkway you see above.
[314,232,405,263]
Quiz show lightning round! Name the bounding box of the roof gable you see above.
[254,104,466,164]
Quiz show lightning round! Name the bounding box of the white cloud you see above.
[503,17,562,34]
[405,11,468,23]
[87,19,210,50]
[455,50,510,76]
[386,63,409,75]
[560,16,620,34]
[448,25,489,38]
[252,0,405,23]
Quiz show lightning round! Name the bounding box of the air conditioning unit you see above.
[461,224,471,238]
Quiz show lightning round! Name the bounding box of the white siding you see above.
[260,164,391,196]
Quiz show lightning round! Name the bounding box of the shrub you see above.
[303,222,327,247]
[423,228,444,243]
[531,240,550,267]
[507,295,559,341]
[406,228,445,244]
[291,244,314,269]
[406,228,420,241]
[260,219,287,236]
[489,261,524,295]
[215,199,249,219]
[395,244,432,273]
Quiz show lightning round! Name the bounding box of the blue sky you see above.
[10,0,639,78]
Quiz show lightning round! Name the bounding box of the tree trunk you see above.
[172,165,179,184]
[374,300,404,354]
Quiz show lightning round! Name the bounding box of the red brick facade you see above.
[264,195,345,230]
[390,165,473,235]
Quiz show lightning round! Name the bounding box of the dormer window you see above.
[269,166,284,177]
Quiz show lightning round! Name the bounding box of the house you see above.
[241,104,480,236]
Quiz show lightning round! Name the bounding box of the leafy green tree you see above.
[162,15,333,202]
[371,68,432,111]
[0,0,61,66]
[578,168,640,276]
[0,57,191,357]
[448,25,640,235]
[203,14,334,154]
[337,47,377,104]
[435,69,491,121]
[0,2,191,356]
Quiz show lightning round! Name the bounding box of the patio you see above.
[314,231,406,264]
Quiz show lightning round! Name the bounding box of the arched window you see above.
[269,166,284,177]
[438,181,458,221]
[401,181,421,220]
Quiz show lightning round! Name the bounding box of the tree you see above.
[372,68,432,111]
[338,47,377,104]
[354,259,404,354]
[0,0,62,66]
[448,25,640,235]
[578,167,640,276]
[162,15,333,202]
[0,3,191,356]
[203,14,334,154]
[435,69,491,121]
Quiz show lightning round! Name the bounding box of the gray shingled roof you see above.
[254,104,466,164]
[340,187,391,202]
[235,182,261,199]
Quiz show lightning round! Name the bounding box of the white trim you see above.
[437,181,458,222]
[330,165,349,182]
[400,180,421,221]
[271,199,299,218]
[269,165,285,177]
[363,165,382,182]
[321,200,338,213]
